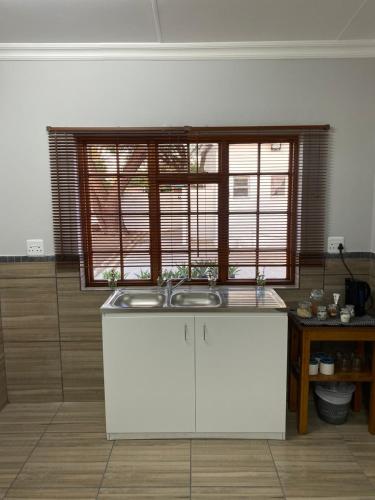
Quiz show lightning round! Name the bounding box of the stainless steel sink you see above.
[111,291,166,308]
[170,291,222,307]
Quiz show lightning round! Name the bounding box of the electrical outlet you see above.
[327,236,345,254]
[26,239,44,256]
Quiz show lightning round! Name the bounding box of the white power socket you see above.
[327,236,345,254]
[26,239,44,256]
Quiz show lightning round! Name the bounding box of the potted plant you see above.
[256,269,267,297]
[103,268,121,289]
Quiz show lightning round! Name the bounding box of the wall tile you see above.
[324,258,370,276]
[4,342,62,403]
[57,278,110,342]
[0,263,55,279]
[0,278,59,342]
[61,342,104,402]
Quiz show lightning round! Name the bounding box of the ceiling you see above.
[0,0,375,44]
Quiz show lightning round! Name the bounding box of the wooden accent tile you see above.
[323,273,369,288]
[0,278,59,342]
[0,402,60,424]
[0,262,55,279]
[4,342,62,403]
[98,488,190,499]
[61,342,104,402]
[51,401,105,424]
[57,278,109,342]
[191,440,280,488]
[6,488,99,499]
[55,260,80,278]
[102,440,190,488]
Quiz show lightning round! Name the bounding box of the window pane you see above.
[86,144,117,174]
[190,184,218,212]
[190,214,218,251]
[123,253,151,280]
[88,176,118,213]
[262,266,287,280]
[260,143,290,172]
[120,178,149,213]
[259,213,288,249]
[229,214,257,249]
[118,144,148,175]
[230,266,256,279]
[229,176,257,211]
[158,144,188,173]
[90,215,120,251]
[189,143,218,173]
[159,185,188,212]
[161,215,189,251]
[92,254,121,280]
[229,143,258,173]
[259,175,289,211]
[122,215,150,252]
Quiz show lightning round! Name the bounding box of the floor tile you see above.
[191,440,281,489]
[6,488,99,498]
[271,439,375,497]
[191,486,284,498]
[0,489,6,499]
[98,487,190,499]
[51,402,105,423]
[0,434,40,488]
[29,431,113,463]
[347,441,375,478]
[12,461,107,489]
[102,440,190,488]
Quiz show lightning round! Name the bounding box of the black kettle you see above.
[345,278,372,316]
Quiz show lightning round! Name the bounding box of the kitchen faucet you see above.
[165,276,188,293]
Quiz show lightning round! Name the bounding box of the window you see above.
[49,126,329,287]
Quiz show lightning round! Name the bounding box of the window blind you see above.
[49,125,329,286]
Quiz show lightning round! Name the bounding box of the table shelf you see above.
[309,371,373,382]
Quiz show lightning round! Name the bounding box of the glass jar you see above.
[346,304,355,318]
[340,307,351,324]
[317,305,327,321]
[327,303,338,317]
[310,289,324,315]
[297,301,312,318]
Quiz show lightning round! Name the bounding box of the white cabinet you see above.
[195,315,287,434]
[102,312,287,439]
[102,315,195,434]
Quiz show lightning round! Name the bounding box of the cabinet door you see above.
[102,315,195,434]
[195,314,287,434]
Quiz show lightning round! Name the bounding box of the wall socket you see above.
[26,239,44,256]
[327,236,345,254]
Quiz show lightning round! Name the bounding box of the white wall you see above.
[0,58,375,255]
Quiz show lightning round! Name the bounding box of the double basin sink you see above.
[110,288,222,309]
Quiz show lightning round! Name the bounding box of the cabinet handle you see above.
[184,324,188,342]
[203,324,207,341]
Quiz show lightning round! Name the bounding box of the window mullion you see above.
[218,142,229,283]
[148,143,161,283]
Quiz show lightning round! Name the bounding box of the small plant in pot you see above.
[256,269,267,297]
[103,268,121,289]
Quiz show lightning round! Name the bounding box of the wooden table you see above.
[288,313,375,434]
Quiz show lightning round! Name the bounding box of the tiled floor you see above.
[0,402,375,499]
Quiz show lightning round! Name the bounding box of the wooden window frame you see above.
[77,134,299,287]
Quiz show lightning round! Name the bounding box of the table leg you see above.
[298,333,310,434]
[369,342,375,434]
[288,325,298,412]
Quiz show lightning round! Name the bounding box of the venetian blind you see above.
[49,126,329,286]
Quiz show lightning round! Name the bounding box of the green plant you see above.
[103,268,121,288]
[256,269,267,287]
[135,269,151,280]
